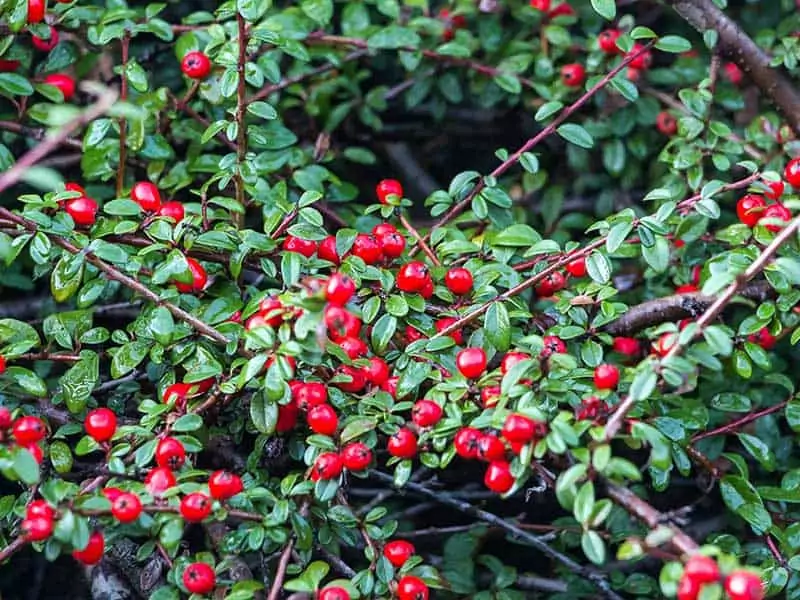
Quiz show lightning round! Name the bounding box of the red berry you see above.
[65,196,98,227]
[560,63,586,87]
[724,571,764,600]
[24,443,43,464]
[411,400,443,428]
[396,576,429,600]
[598,29,621,54]
[333,365,367,393]
[376,179,403,204]
[723,62,743,85]
[405,325,426,344]
[760,203,792,232]
[476,434,506,461]
[530,0,551,10]
[318,235,340,264]
[311,451,343,481]
[341,336,369,359]
[420,278,434,299]
[276,400,299,433]
[397,262,430,293]
[736,195,766,227]
[566,256,587,277]
[27,0,45,24]
[480,385,501,408]
[157,201,185,222]
[444,267,473,295]
[387,428,418,459]
[0,59,20,72]
[363,357,390,386]
[84,407,117,443]
[341,442,373,471]
[174,257,208,293]
[613,337,640,356]
[293,382,328,411]
[383,540,415,567]
[628,44,653,69]
[380,377,398,398]
[163,382,192,405]
[319,587,351,600]
[155,437,186,469]
[684,555,720,584]
[180,492,212,522]
[593,364,620,390]
[130,181,162,212]
[653,332,677,357]
[484,461,515,493]
[102,487,124,503]
[535,272,566,297]
[258,296,286,326]
[208,470,244,500]
[676,574,701,600]
[373,222,397,237]
[21,516,52,541]
[183,562,216,595]
[454,427,481,459]
[307,404,339,436]
[26,499,55,521]
[111,492,142,523]
[540,335,567,358]
[549,2,575,18]
[435,317,464,345]
[675,284,698,294]
[376,230,406,258]
[181,51,212,79]
[785,157,800,187]
[656,111,678,136]
[350,233,383,264]
[145,467,176,496]
[748,327,777,350]
[501,351,530,375]
[763,179,785,200]
[44,73,76,101]
[283,235,317,257]
[324,306,361,341]
[72,531,104,565]
[13,416,46,444]
[456,347,487,379]
[0,355,5,375]
[326,273,356,306]
[31,26,59,52]
[502,414,537,444]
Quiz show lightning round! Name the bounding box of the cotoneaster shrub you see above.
[0,0,799,599]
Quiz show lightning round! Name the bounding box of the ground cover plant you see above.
[0,0,799,599]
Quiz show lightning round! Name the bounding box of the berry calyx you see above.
[376,179,403,204]
[72,531,105,565]
[84,407,117,443]
[484,460,515,493]
[130,181,162,212]
[208,470,244,500]
[307,404,339,436]
[383,539,415,567]
[593,364,620,390]
[444,267,473,295]
[174,257,208,293]
[111,492,143,523]
[387,428,418,458]
[312,452,344,481]
[181,51,212,79]
[183,562,216,595]
[396,575,429,600]
[411,400,443,428]
[155,437,186,469]
[180,492,212,522]
[65,196,98,227]
[456,347,487,379]
[341,442,373,471]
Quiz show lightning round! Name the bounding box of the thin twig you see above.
[0,537,26,563]
[399,214,440,267]
[690,398,789,443]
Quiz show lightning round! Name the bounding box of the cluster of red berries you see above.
[677,555,763,600]
[529,0,576,20]
[0,410,47,464]
[736,166,796,231]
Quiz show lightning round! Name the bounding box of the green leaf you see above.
[149,306,174,346]
[591,0,616,20]
[396,360,429,399]
[486,303,511,352]
[61,353,99,413]
[367,26,420,50]
[248,101,278,120]
[301,0,333,24]
[370,314,397,355]
[250,392,278,434]
[585,252,611,284]
[581,530,606,565]
[49,441,74,474]
[13,447,40,485]
[0,73,34,96]
[557,123,594,149]
[655,35,692,53]
[172,413,203,432]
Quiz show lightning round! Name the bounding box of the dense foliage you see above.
[0,0,800,599]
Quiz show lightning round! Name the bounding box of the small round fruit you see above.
[723,62,743,85]
[145,467,176,496]
[325,273,356,306]
[481,385,501,408]
[208,470,243,500]
[324,306,361,341]
[435,317,464,345]
[376,179,403,204]
[388,428,418,459]
[598,29,621,53]
[397,262,430,293]
[748,327,777,350]
[85,408,117,443]
[32,26,59,52]
[183,562,216,595]
[484,461,514,493]
[27,0,46,24]
[501,351,530,375]
[307,404,339,436]
[72,531,104,565]
[21,516,53,541]
[102,487,124,503]
[158,201,185,222]
[65,196,98,227]
[111,492,143,523]
[593,364,620,390]
[535,272,566,297]
[454,427,481,459]
[676,574,700,600]
[724,570,764,600]
[383,540,415,567]
[760,203,791,232]
[396,575,429,600]
[736,194,766,227]
[180,492,212,522]
[411,400,443,428]
[377,230,406,258]
[26,499,55,521]
[333,365,367,393]
[363,357,390,386]
[529,0,551,10]
[293,381,328,411]
[283,235,317,257]
[24,443,43,464]
[155,437,186,469]
[628,44,653,69]
[444,267,473,295]
[311,452,343,481]
[318,587,350,600]
[763,179,785,200]
[561,63,585,87]
[276,400,299,433]
[350,233,383,264]
[566,256,587,277]
[174,257,208,293]
[684,555,720,584]
[656,111,677,136]
[130,181,161,212]
[13,416,46,445]
[785,157,800,187]
[502,414,537,444]
[317,236,340,264]
[613,336,640,356]
[163,382,192,405]
[456,347,487,379]
[0,355,5,375]
[476,434,506,461]
[181,51,212,79]
[341,442,373,471]
[44,73,76,101]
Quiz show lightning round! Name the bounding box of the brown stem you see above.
[409,42,655,257]
[0,537,26,563]
[116,32,130,199]
[690,399,788,443]
[667,0,800,136]
[17,352,83,362]
[399,214,440,267]
[0,121,83,150]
